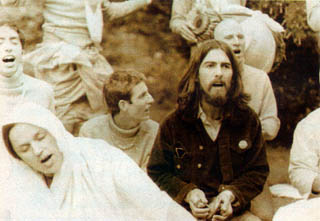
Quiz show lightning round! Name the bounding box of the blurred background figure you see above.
[170,0,285,73]
[306,0,320,83]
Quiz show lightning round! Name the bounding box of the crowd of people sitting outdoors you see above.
[0,0,319,220]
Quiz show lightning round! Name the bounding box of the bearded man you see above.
[147,40,269,221]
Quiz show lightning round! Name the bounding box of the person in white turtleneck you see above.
[0,22,54,112]
[0,22,54,185]
[79,70,158,172]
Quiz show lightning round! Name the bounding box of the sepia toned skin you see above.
[185,48,236,220]
[0,25,23,78]
[213,19,245,65]
[116,81,154,129]
[198,48,233,106]
[9,123,63,178]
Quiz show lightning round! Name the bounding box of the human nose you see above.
[147,93,154,104]
[232,36,240,46]
[4,42,13,53]
[31,141,44,156]
[214,65,223,78]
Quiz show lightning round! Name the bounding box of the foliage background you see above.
[5,0,319,146]
[105,0,319,146]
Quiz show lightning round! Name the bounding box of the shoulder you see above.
[76,136,126,161]
[159,110,185,129]
[23,74,54,95]
[242,65,270,82]
[230,104,260,129]
[295,108,320,134]
[79,114,109,136]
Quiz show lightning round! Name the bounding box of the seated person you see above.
[79,70,158,171]
[289,108,320,198]
[1,0,152,134]
[0,102,195,220]
[214,18,280,141]
[0,21,54,184]
[270,108,320,221]
[0,22,54,113]
[147,40,269,221]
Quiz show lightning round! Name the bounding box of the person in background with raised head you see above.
[0,21,54,113]
[170,0,285,74]
[147,40,269,221]
[1,0,152,134]
[79,70,158,171]
[214,18,280,141]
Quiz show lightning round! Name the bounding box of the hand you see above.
[176,22,197,44]
[185,188,210,219]
[207,190,235,220]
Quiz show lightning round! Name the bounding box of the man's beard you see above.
[200,87,228,107]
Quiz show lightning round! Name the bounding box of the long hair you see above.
[177,40,249,121]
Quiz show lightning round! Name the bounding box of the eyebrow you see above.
[16,130,42,147]
[0,36,19,40]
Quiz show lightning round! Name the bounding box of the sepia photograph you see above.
[0,0,319,220]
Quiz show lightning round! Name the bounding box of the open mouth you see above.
[41,154,52,164]
[211,83,224,87]
[233,49,241,55]
[2,56,15,63]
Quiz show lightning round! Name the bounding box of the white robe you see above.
[1,102,195,220]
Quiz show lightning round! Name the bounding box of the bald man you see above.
[214,19,277,221]
[214,19,280,141]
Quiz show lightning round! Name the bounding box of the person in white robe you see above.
[1,102,196,221]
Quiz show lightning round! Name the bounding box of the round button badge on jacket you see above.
[238,140,248,149]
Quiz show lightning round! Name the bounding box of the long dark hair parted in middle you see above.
[177,40,250,121]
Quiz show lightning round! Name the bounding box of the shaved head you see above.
[214,19,245,64]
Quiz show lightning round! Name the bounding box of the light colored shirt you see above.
[289,108,320,198]
[242,64,280,141]
[79,114,159,171]
[306,0,320,32]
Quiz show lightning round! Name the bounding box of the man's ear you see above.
[118,100,128,112]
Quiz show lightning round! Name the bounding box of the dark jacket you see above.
[147,105,269,214]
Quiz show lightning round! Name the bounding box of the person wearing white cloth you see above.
[1,0,152,134]
[288,108,320,198]
[170,0,284,73]
[1,102,196,220]
[271,108,320,221]
[0,21,55,190]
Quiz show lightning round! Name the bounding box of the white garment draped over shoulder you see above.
[0,102,195,220]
